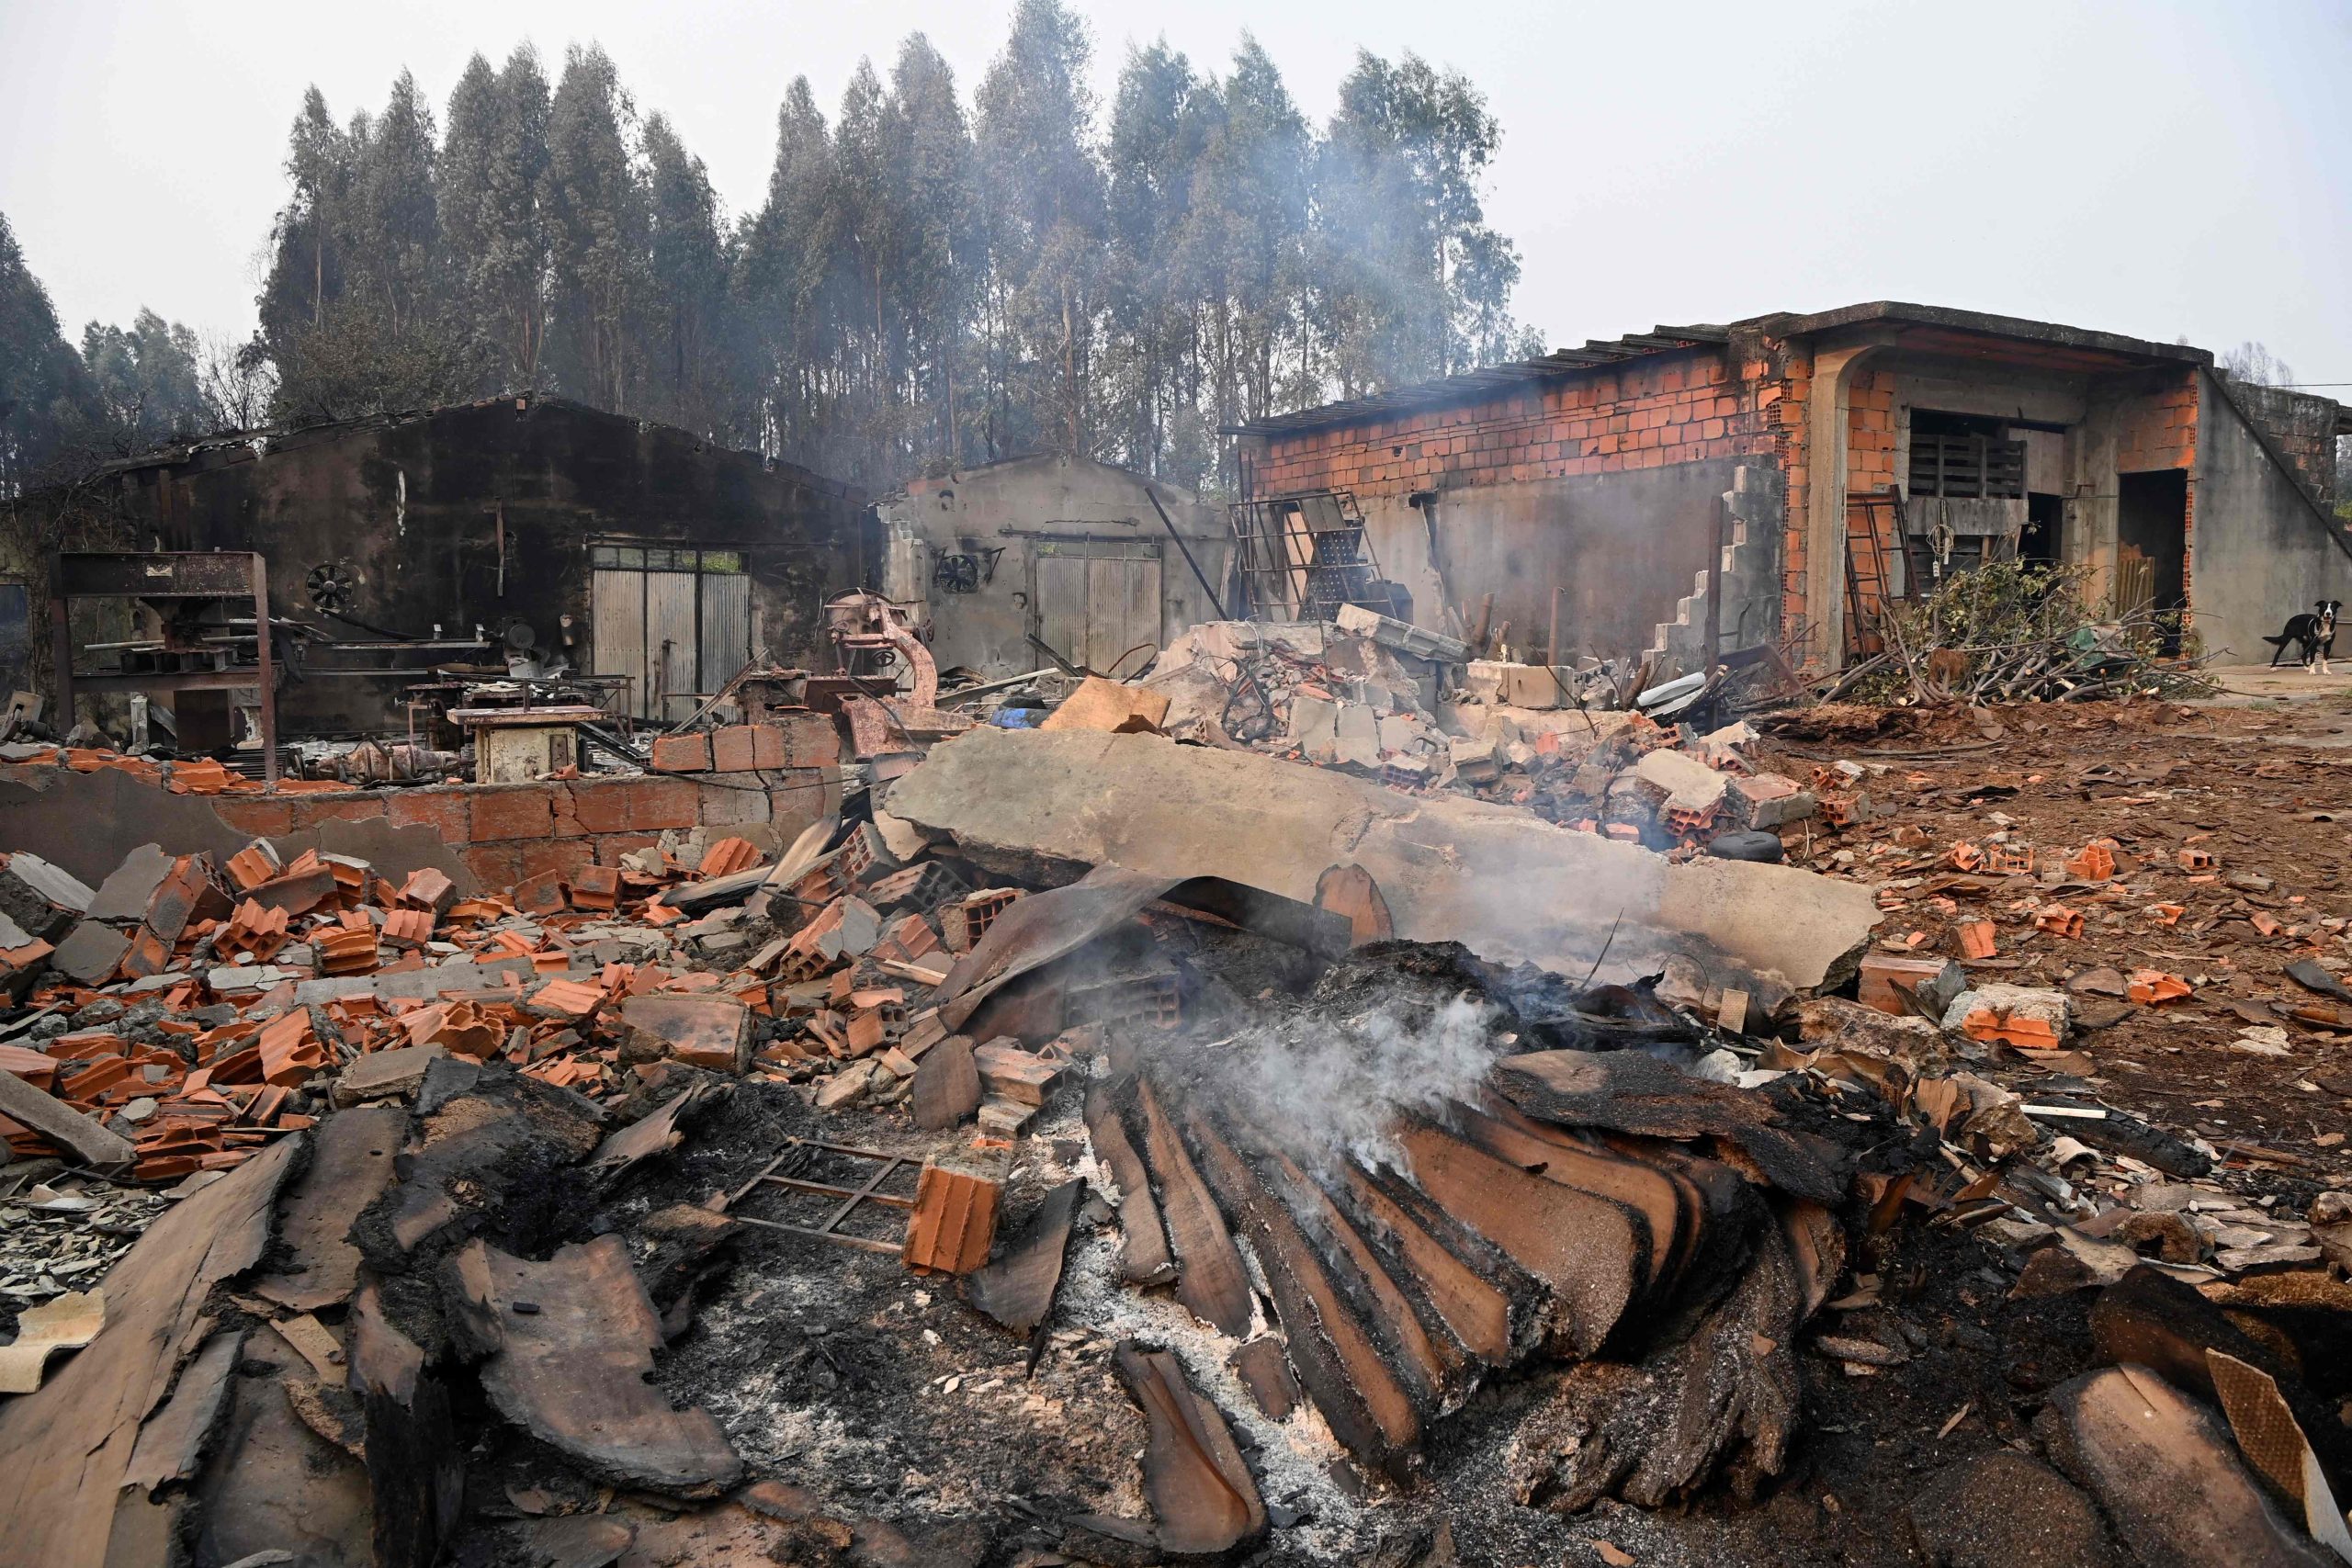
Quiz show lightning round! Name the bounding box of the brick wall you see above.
[2228,380,2342,504]
[2114,371,2200,619]
[1845,370,1900,617]
[207,768,840,889]
[1250,348,1773,505]
[1761,351,1814,643]
[2115,372,2199,474]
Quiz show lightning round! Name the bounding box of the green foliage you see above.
[80,310,207,448]
[221,14,1538,490]
[1853,558,2209,704]
[0,212,104,496]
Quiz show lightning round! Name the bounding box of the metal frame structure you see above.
[1227,489,1394,623]
[719,1135,919,1255]
[51,550,277,789]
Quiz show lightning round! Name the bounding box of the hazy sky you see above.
[5,0,2350,387]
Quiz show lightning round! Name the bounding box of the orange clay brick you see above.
[2033,905,2084,940]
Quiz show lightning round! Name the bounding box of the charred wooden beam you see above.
[1390,1119,1644,1359]
[911,1033,982,1131]
[1070,1344,1267,1559]
[1510,1213,1806,1511]
[1491,1050,1847,1204]
[1594,1133,1776,1340]
[1261,1146,1468,1405]
[442,1236,743,1497]
[1084,1081,1176,1286]
[1135,1078,1254,1337]
[1180,1106,1425,1474]
[1329,1161,1532,1367]
[1227,1338,1300,1420]
[966,1179,1081,1336]
[1449,1099,1680,1301]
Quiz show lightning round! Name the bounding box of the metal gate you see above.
[590,545,751,720]
[1029,536,1162,676]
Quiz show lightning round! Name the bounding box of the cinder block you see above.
[469,785,554,842]
[518,837,595,881]
[384,787,471,841]
[565,779,633,835]
[460,842,524,887]
[210,796,296,838]
[694,779,773,828]
[776,711,841,768]
[650,732,712,773]
[629,777,700,831]
[709,725,761,773]
[289,794,387,829]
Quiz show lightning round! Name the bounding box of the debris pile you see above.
[3,637,2351,1567]
[1846,559,2218,705]
[0,823,851,1190]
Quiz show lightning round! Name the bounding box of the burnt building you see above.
[874,454,1231,679]
[1232,302,2352,671]
[9,396,866,736]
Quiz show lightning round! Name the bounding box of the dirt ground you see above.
[1768,684,2352,1167]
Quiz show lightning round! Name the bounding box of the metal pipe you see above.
[1146,488,1228,622]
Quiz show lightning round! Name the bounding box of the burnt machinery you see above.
[51,551,284,787]
[823,591,937,709]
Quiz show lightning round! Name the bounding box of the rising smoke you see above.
[1214,988,1505,1178]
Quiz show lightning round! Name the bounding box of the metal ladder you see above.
[1843,486,1912,660]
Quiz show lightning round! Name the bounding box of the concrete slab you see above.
[1331,704,1382,768]
[85,844,173,924]
[888,728,1879,993]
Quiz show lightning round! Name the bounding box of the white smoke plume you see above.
[1215,990,1504,1176]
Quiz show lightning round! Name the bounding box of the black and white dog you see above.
[2264,599,2342,672]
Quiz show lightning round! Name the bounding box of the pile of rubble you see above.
[1072,612,1818,856]
[4,628,2352,1567]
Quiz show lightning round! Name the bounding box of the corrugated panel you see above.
[1034,553,1090,673]
[698,571,751,700]
[645,571,698,721]
[1082,556,1161,673]
[591,570,646,716]
[1123,555,1163,671]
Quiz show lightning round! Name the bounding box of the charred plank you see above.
[1135,1078,1254,1337]
[1509,1211,1806,1511]
[1449,1099,1679,1300]
[1329,1161,1530,1367]
[1084,1080,1176,1285]
[1181,1107,1424,1472]
[1070,1344,1267,1560]
[966,1178,1082,1335]
[1260,1145,1467,1404]
[1391,1118,1645,1358]
[1492,1050,1846,1203]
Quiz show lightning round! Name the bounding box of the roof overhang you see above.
[1235,301,2218,442]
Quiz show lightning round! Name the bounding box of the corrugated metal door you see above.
[1089,552,1161,675]
[1033,550,1091,673]
[697,570,751,701]
[645,572,699,721]
[1030,538,1161,674]
[591,569,648,716]
[593,548,754,719]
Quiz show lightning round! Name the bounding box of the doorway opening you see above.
[2116,469,2188,650]
[2020,492,2064,567]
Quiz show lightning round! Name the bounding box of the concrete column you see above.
[1801,344,1876,669]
